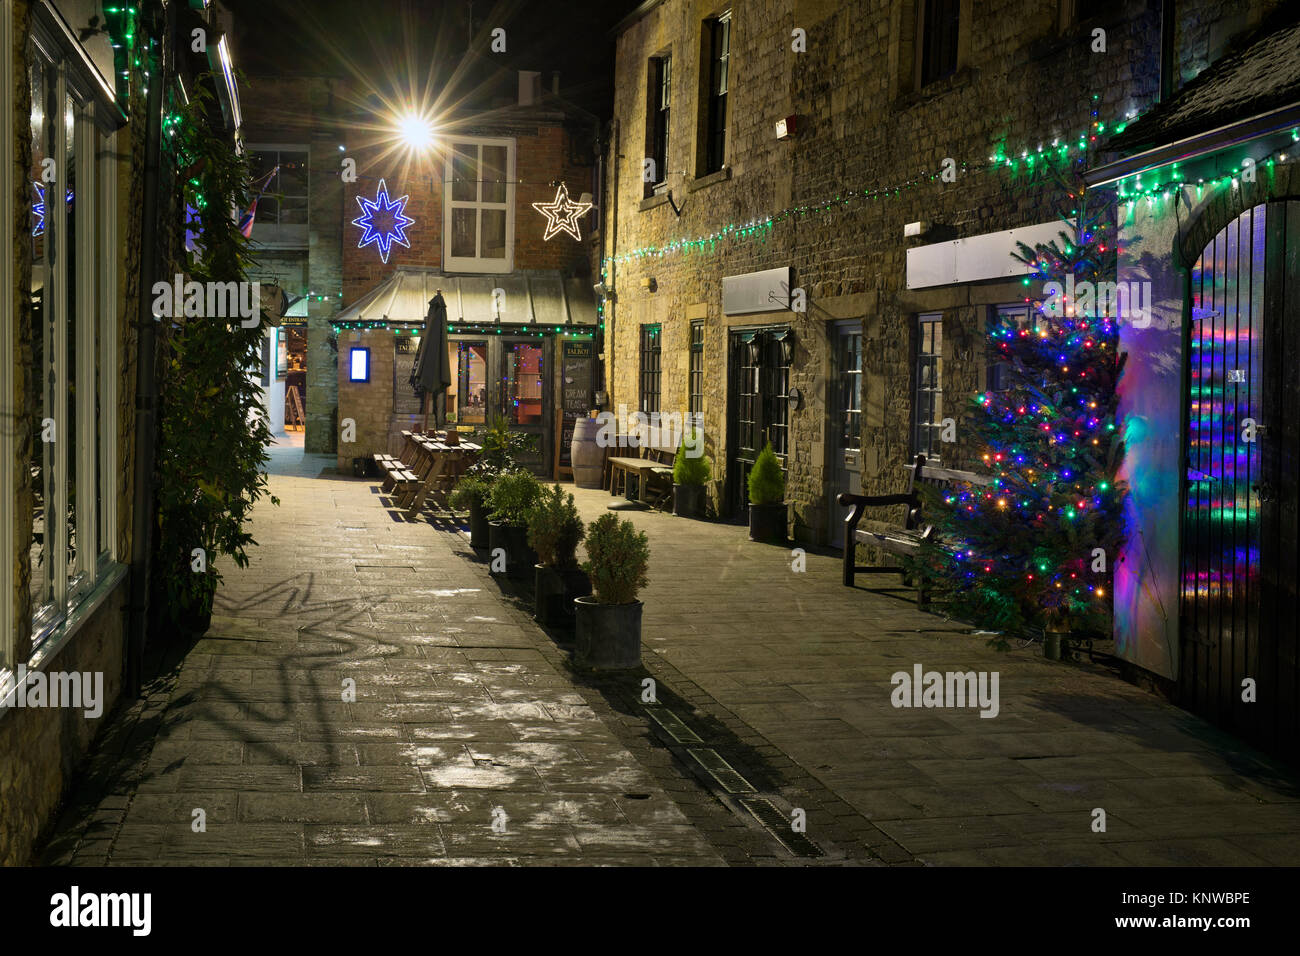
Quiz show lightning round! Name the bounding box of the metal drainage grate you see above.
[644,707,703,744]
[738,796,826,859]
[687,748,757,794]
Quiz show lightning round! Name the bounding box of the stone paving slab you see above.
[36,471,728,867]
[567,485,1300,866]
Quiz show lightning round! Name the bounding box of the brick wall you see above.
[341,119,596,303]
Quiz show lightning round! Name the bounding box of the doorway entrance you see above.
[448,335,549,473]
[1181,201,1300,759]
[727,327,791,515]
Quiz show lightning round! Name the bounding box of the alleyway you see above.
[38,450,1300,866]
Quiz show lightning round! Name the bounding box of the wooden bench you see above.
[607,431,677,506]
[838,453,995,604]
[373,431,421,495]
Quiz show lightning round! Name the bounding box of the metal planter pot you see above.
[673,483,706,518]
[573,597,643,669]
[468,498,490,549]
[748,502,787,545]
[534,564,592,627]
[488,521,538,579]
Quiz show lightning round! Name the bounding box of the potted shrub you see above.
[747,441,787,544]
[454,416,537,550]
[527,484,591,627]
[486,470,543,580]
[573,513,650,669]
[672,430,711,519]
[449,474,495,549]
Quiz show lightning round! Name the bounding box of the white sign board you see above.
[722,267,793,315]
[906,221,1066,289]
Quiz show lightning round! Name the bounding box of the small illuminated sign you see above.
[349,347,370,382]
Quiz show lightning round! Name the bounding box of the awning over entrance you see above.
[333,267,599,327]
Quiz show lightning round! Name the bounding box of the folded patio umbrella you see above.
[411,291,451,425]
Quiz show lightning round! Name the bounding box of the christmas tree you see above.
[914,178,1127,638]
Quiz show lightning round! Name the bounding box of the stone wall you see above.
[602,0,1281,546]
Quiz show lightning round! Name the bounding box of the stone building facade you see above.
[241,75,349,454]
[242,74,602,467]
[602,0,1284,548]
[1,0,243,864]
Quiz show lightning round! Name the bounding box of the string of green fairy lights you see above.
[330,320,595,338]
[606,98,1133,264]
[1112,129,1300,204]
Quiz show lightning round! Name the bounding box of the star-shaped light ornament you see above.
[352,178,415,264]
[532,183,592,241]
[32,182,46,237]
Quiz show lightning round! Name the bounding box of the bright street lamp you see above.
[397,112,435,152]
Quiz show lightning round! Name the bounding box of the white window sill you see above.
[0,562,128,722]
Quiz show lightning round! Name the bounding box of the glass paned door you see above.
[449,336,549,473]
[727,328,791,515]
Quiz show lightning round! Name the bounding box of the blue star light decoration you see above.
[32,182,46,237]
[532,182,592,241]
[31,182,74,237]
[352,178,414,264]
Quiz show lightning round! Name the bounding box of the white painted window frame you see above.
[443,136,516,274]
[1,0,14,672]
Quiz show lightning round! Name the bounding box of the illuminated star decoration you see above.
[32,182,46,237]
[532,182,592,241]
[352,178,414,264]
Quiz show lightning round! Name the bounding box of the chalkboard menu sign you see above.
[555,339,594,476]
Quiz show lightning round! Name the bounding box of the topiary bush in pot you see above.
[574,513,651,669]
[672,429,712,519]
[527,484,590,627]
[486,470,543,579]
[450,473,495,548]
[747,441,787,544]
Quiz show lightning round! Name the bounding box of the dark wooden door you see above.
[1181,201,1300,759]
[727,328,789,515]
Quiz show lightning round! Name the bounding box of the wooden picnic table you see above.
[373,431,481,519]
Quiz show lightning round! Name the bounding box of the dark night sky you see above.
[221,0,643,118]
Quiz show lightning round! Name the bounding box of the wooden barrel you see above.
[571,418,606,488]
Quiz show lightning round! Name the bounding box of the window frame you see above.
[835,325,863,453]
[702,11,731,176]
[689,320,704,427]
[8,11,125,680]
[640,324,662,415]
[443,135,516,274]
[646,53,672,197]
[916,0,960,89]
[1,0,13,672]
[245,143,310,248]
[987,304,1037,393]
[912,313,944,462]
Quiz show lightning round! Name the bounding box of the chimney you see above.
[518,71,542,106]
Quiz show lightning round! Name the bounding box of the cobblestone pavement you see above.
[567,485,1300,866]
[37,449,1300,866]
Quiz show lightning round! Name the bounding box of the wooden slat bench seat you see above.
[838,453,995,604]
[607,431,677,506]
